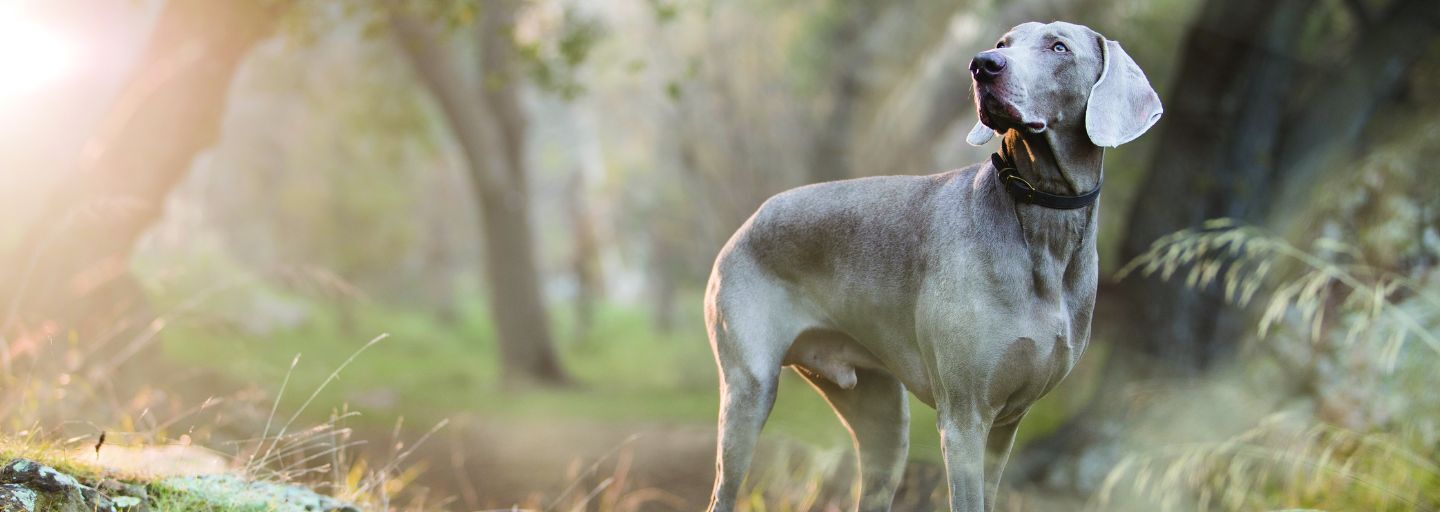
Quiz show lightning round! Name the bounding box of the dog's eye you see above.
[996,40,1007,48]
[1052,42,1069,53]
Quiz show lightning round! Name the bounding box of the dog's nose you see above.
[970,51,1007,82]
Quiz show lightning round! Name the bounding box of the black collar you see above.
[991,152,1101,210]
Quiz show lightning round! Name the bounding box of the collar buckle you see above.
[990,152,1101,210]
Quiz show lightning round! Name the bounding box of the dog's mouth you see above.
[976,90,1047,134]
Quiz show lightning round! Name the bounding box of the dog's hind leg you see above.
[707,362,779,512]
[705,276,799,512]
[798,367,910,512]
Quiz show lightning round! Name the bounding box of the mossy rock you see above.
[153,475,356,512]
[0,459,115,512]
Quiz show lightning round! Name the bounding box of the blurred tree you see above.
[206,22,436,332]
[1015,0,1440,489]
[629,0,965,329]
[1120,0,1438,377]
[565,169,603,340]
[803,0,882,184]
[0,1,286,355]
[388,1,570,387]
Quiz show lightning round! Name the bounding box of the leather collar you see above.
[991,152,1101,210]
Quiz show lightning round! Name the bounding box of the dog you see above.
[702,21,1162,512]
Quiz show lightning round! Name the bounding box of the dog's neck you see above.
[996,128,1103,265]
[999,128,1103,196]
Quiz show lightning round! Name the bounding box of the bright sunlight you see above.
[0,12,74,99]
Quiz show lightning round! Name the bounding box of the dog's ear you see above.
[966,120,996,146]
[1085,38,1162,147]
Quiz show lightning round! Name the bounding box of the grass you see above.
[155,288,1096,465]
[0,436,125,484]
[1,358,426,512]
[0,440,218,512]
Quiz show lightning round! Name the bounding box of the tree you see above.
[0,1,287,358]
[1116,0,1438,372]
[388,1,570,387]
[1015,0,1440,489]
[803,0,883,184]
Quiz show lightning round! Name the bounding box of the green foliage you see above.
[161,295,737,428]
[782,0,866,94]
[1108,108,1439,508]
[1106,219,1440,511]
[1099,414,1440,511]
[515,5,606,99]
[195,17,449,300]
[1120,221,1438,365]
[646,0,680,24]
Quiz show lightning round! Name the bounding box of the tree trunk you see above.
[478,184,570,385]
[1271,0,1440,215]
[389,2,570,387]
[1015,0,1440,490]
[1117,0,1314,373]
[806,1,881,184]
[1,1,284,354]
[566,171,602,342]
[1115,0,1439,372]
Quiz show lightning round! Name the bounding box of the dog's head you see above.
[965,21,1162,148]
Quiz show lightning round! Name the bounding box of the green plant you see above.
[1099,220,1440,511]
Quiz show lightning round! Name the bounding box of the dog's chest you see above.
[949,241,1097,417]
[991,312,1083,420]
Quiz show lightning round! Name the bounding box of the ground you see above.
[153,295,1105,509]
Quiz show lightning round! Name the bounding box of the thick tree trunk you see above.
[1015,0,1440,491]
[390,2,570,387]
[1117,0,1313,372]
[1116,0,1439,373]
[478,185,570,385]
[0,1,283,353]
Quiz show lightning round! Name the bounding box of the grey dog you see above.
[703,21,1163,512]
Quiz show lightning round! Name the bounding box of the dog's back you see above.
[729,169,977,290]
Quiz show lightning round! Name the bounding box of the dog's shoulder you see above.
[733,172,963,282]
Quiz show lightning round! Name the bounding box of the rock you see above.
[97,480,146,511]
[157,474,358,512]
[109,496,141,510]
[0,459,354,512]
[0,484,38,512]
[0,459,114,512]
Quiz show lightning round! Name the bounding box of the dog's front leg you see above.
[983,417,1023,511]
[936,400,987,512]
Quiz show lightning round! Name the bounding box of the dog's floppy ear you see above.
[1085,38,1162,147]
[966,120,996,146]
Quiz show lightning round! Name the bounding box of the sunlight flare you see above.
[0,13,74,99]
